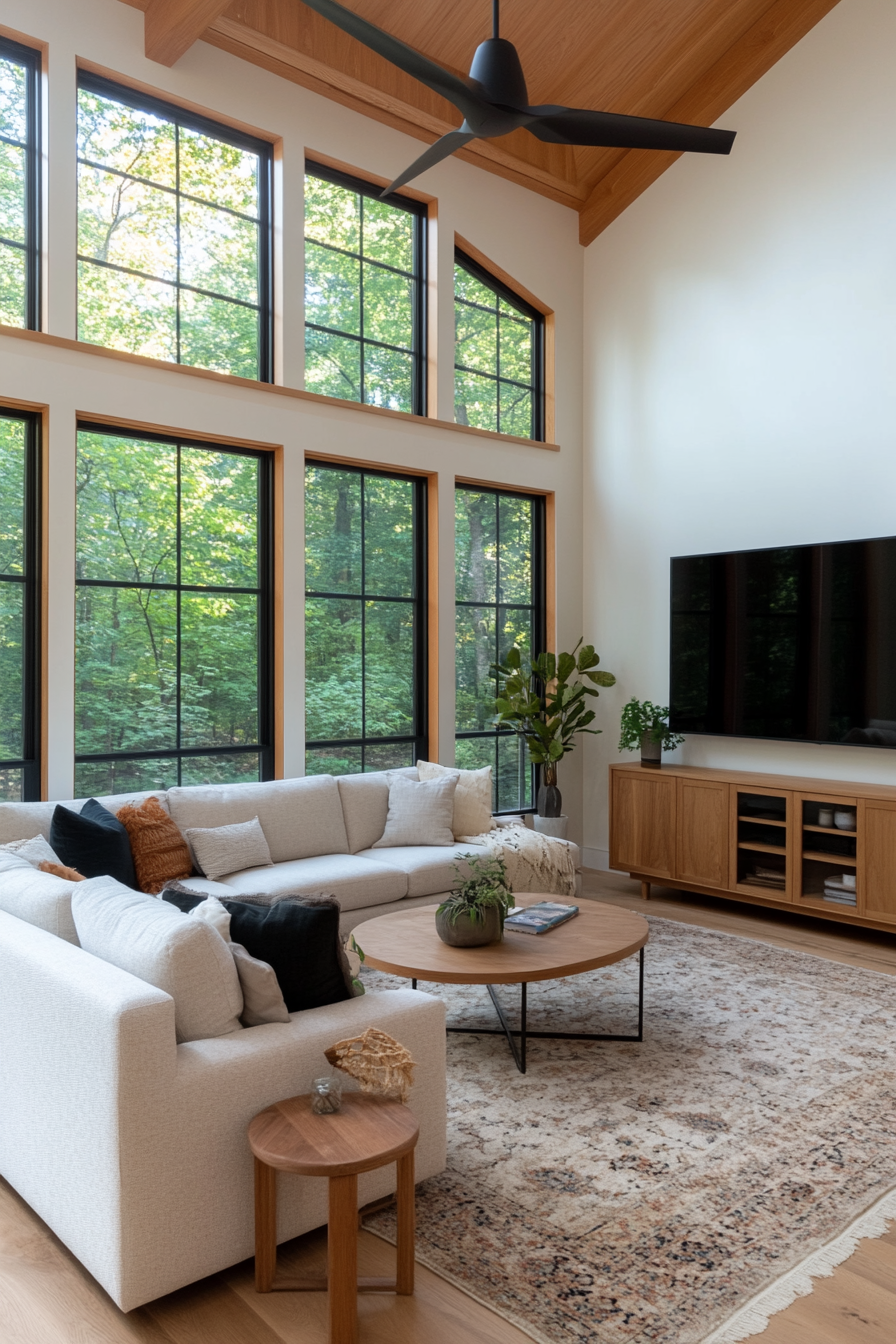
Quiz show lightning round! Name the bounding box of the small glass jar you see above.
[311,1074,343,1114]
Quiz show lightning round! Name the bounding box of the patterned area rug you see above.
[361,914,896,1344]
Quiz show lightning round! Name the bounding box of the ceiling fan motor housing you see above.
[468,38,529,108]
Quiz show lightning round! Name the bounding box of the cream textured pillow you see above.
[0,833,63,867]
[230,943,292,1026]
[185,816,273,880]
[71,876,243,1043]
[417,760,494,838]
[372,774,458,848]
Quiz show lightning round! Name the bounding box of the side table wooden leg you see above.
[328,1173,359,1344]
[641,880,651,901]
[395,1150,415,1295]
[254,1158,277,1292]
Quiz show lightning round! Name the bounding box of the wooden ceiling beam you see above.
[144,0,234,66]
[577,0,843,247]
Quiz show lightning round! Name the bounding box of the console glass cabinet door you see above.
[676,777,729,888]
[610,770,676,878]
[729,786,794,902]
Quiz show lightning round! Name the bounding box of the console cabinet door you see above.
[860,799,896,924]
[610,770,676,878]
[676,777,729,888]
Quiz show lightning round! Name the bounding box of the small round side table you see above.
[248,1091,419,1344]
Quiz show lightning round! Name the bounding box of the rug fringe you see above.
[703,1185,896,1343]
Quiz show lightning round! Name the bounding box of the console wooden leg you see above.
[641,881,651,901]
[254,1158,277,1292]
[328,1173,359,1344]
[395,1150,415,1295]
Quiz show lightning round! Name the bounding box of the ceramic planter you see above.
[640,732,662,768]
[435,904,502,947]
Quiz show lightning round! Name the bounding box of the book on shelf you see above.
[822,877,857,906]
[504,902,579,935]
[745,864,786,890]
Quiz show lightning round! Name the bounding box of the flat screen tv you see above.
[669,536,896,748]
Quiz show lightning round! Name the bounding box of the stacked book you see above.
[822,875,857,906]
[504,902,579,935]
[746,865,786,891]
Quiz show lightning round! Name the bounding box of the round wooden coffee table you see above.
[248,1092,418,1344]
[355,895,648,1072]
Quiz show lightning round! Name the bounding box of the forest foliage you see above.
[0,53,28,328]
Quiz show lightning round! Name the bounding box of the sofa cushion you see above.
[163,886,352,1013]
[71,876,243,1043]
[0,791,172,846]
[167,776,349,862]
[116,795,192,894]
[214,853,409,912]
[0,850,80,944]
[417,760,494,839]
[337,767,419,853]
[358,844,480,899]
[185,816,273,880]
[372,775,457,848]
[50,799,137,888]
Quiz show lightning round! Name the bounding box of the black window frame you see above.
[454,247,545,443]
[74,420,275,789]
[76,71,274,382]
[0,405,41,801]
[0,36,42,331]
[304,458,428,774]
[304,159,428,416]
[454,483,546,814]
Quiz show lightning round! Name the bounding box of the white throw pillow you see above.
[71,876,244,1043]
[416,760,494,838]
[230,943,291,1026]
[189,894,233,941]
[184,816,273,880]
[0,834,63,867]
[372,774,458,848]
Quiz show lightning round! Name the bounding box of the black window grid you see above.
[76,71,274,382]
[304,159,427,416]
[0,407,41,800]
[74,421,274,787]
[455,485,546,814]
[0,36,41,330]
[304,460,428,772]
[454,247,545,443]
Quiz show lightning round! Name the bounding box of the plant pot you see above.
[640,733,662,768]
[435,905,502,947]
[533,814,569,840]
[537,782,562,817]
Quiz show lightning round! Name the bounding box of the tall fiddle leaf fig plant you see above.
[492,640,616,817]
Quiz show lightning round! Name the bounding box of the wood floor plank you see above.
[145,1276,288,1344]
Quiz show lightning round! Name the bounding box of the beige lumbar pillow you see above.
[372,774,458,848]
[188,895,290,1027]
[417,760,494,839]
[185,816,273,881]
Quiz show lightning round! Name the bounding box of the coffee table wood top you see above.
[248,1092,419,1179]
[355,896,648,985]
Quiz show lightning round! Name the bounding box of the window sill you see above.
[0,325,561,453]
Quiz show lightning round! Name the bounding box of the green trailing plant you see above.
[491,640,617,791]
[437,853,514,927]
[618,698,685,753]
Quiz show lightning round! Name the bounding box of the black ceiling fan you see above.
[300,0,736,196]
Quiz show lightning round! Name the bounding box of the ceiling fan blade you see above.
[527,106,735,155]
[300,0,487,124]
[383,129,478,196]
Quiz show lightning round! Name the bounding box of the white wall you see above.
[0,0,585,828]
[582,0,896,867]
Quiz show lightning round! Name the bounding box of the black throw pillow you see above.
[50,798,137,888]
[162,886,352,1013]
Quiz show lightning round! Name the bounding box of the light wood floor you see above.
[2,870,895,1344]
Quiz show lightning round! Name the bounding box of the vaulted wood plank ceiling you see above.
[122,0,842,244]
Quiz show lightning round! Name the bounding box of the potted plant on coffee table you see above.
[618,698,684,768]
[435,854,514,947]
[492,640,616,839]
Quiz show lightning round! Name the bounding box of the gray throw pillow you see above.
[372,774,458,848]
[230,943,292,1026]
[184,816,273,880]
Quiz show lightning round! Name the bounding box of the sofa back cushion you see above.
[166,776,348,862]
[71,876,243,1043]
[0,790,172,845]
[337,767,418,853]
[0,851,80,944]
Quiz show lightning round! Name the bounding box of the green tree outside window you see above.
[0,409,39,800]
[0,38,40,329]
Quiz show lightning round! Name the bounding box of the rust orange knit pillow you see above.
[116,796,193,895]
[39,860,85,881]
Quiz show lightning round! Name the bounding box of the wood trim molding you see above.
[144,0,232,67]
[578,0,843,246]
[272,445,284,778]
[426,472,439,763]
[75,408,284,452]
[1,326,560,451]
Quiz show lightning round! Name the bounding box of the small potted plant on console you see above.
[619,699,684,768]
[435,854,513,947]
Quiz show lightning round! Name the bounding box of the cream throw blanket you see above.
[457,824,577,897]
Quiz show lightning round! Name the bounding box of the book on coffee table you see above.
[504,902,579,934]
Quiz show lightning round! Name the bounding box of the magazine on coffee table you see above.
[504,902,579,935]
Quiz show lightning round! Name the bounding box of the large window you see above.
[454,249,544,441]
[77,74,272,380]
[0,409,40,801]
[305,461,427,775]
[0,37,40,329]
[75,425,273,795]
[304,163,426,414]
[455,485,545,812]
